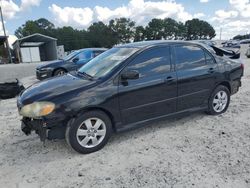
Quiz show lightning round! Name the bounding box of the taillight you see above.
[241,63,244,69]
[240,63,244,76]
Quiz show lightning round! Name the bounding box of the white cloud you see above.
[212,10,238,22]
[20,0,41,11]
[214,20,250,39]
[49,4,94,27]
[49,0,194,28]
[210,0,250,39]
[0,0,41,20]
[193,13,205,18]
[0,0,20,19]
[8,35,18,47]
[200,0,209,3]
[229,0,250,18]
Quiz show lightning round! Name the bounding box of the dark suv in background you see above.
[36,48,107,80]
[18,41,243,154]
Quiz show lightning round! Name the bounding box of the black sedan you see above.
[17,41,244,154]
[36,48,107,80]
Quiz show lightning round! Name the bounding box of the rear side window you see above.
[127,46,171,78]
[175,45,206,70]
[204,50,215,64]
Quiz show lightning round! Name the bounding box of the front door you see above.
[118,46,177,125]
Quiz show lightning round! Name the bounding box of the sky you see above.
[0,0,250,45]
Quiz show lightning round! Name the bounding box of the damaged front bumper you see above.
[21,117,66,141]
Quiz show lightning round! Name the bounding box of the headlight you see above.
[20,102,55,118]
[38,67,53,71]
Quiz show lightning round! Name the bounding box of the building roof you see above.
[16,33,57,43]
[13,33,57,49]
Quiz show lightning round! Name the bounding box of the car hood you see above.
[19,73,95,105]
[36,60,65,69]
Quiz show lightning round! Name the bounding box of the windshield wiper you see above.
[77,71,94,80]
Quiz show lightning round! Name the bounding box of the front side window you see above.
[126,46,171,78]
[175,45,206,70]
[77,50,93,60]
[63,51,79,61]
[78,47,139,78]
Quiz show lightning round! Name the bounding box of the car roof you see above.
[78,48,108,52]
[115,40,209,49]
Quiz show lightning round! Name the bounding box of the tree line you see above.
[15,17,216,51]
[233,34,250,40]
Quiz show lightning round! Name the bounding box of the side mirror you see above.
[121,70,139,80]
[72,57,79,63]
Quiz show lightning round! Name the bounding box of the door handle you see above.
[165,76,175,83]
[208,68,215,73]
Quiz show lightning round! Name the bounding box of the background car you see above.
[246,45,250,58]
[36,48,107,80]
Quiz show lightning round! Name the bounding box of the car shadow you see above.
[108,111,206,145]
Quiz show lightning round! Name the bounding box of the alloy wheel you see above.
[57,70,65,75]
[212,90,228,113]
[76,118,106,148]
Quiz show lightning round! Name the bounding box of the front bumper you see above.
[21,117,66,141]
[36,69,53,80]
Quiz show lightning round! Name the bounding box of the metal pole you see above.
[219,28,222,41]
[0,6,13,63]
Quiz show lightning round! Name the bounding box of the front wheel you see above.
[66,111,113,154]
[53,69,66,76]
[207,85,230,115]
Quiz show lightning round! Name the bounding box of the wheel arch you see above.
[216,81,231,94]
[73,106,117,132]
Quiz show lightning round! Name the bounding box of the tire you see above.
[66,111,113,154]
[53,69,66,76]
[207,85,230,115]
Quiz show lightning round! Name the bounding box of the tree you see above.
[175,22,186,39]
[87,22,116,48]
[145,18,164,40]
[162,18,179,39]
[134,26,145,42]
[35,18,55,30]
[14,18,55,38]
[15,21,42,38]
[108,18,136,44]
[233,34,250,40]
[185,19,215,40]
[14,17,216,51]
[52,27,89,51]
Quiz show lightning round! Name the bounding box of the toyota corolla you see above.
[17,41,244,154]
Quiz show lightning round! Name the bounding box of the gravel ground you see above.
[0,55,250,188]
[0,62,44,81]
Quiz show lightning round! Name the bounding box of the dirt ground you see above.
[0,56,250,188]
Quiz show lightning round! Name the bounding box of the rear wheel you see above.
[207,85,230,115]
[53,69,66,76]
[66,111,112,154]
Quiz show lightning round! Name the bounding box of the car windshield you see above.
[63,51,79,61]
[78,47,139,78]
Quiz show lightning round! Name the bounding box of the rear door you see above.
[118,46,177,125]
[173,44,218,111]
